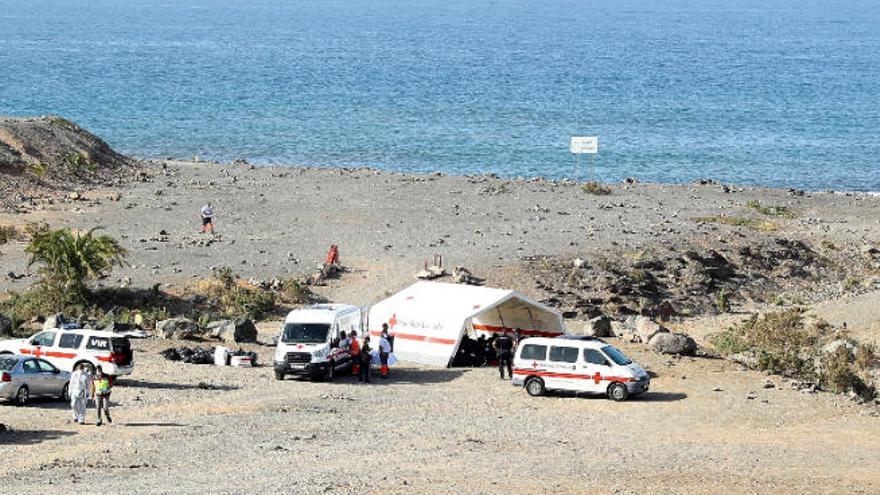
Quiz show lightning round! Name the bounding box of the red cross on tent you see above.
[388,314,398,330]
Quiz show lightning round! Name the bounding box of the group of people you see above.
[68,363,114,426]
[332,323,394,383]
[453,330,521,380]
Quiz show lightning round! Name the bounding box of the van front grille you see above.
[286,352,311,364]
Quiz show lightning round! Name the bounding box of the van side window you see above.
[584,349,609,366]
[86,337,110,351]
[520,344,547,361]
[59,333,84,350]
[549,346,578,363]
[30,332,56,347]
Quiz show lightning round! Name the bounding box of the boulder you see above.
[156,317,201,340]
[570,315,613,337]
[633,316,667,343]
[0,313,12,337]
[43,313,68,331]
[649,332,697,356]
[207,318,257,343]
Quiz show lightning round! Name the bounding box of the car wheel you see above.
[608,382,629,402]
[15,386,29,406]
[274,371,285,381]
[525,377,545,397]
[60,382,70,402]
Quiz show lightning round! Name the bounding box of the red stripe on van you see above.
[513,369,634,383]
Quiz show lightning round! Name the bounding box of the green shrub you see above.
[581,181,611,195]
[692,216,779,232]
[746,200,795,219]
[709,309,821,379]
[280,279,323,304]
[715,289,730,313]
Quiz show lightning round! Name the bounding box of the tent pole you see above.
[497,308,506,332]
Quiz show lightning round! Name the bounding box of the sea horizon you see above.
[2,0,878,191]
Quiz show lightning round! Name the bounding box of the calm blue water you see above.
[1,0,878,191]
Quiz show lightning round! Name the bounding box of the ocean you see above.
[1,0,878,191]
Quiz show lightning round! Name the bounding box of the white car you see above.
[0,328,134,376]
[512,336,649,401]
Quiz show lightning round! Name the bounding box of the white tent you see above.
[368,281,565,367]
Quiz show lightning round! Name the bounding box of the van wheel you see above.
[60,383,70,401]
[274,371,285,381]
[15,386,29,406]
[608,382,629,402]
[74,360,95,374]
[525,377,545,397]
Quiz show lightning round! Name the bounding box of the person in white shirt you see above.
[378,324,393,379]
[68,363,92,425]
[200,203,215,234]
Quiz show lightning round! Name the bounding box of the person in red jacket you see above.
[349,330,361,376]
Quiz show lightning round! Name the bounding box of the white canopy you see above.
[368,281,565,367]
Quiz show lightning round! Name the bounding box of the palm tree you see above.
[26,227,127,307]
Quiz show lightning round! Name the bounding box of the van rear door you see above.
[110,338,133,366]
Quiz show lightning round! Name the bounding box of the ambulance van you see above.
[512,336,649,401]
[273,304,362,381]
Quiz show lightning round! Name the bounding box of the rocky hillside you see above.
[0,116,137,210]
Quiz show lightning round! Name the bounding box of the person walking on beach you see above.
[69,363,92,425]
[200,202,215,234]
[91,366,113,426]
[493,332,514,380]
[378,324,392,379]
[358,336,372,383]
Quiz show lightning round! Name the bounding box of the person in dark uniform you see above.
[493,332,514,380]
[358,336,372,383]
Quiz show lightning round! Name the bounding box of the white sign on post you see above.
[570,136,598,154]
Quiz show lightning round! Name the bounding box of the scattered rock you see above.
[570,315,613,338]
[207,318,258,343]
[633,316,668,343]
[43,313,69,331]
[648,332,697,356]
[156,317,202,340]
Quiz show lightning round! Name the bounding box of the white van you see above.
[273,304,362,381]
[0,328,134,376]
[512,336,649,401]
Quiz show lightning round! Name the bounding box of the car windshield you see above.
[282,323,330,344]
[0,356,17,371]
[602,345,632,366]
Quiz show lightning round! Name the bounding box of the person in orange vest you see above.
[349,330,361,376]
[378,324,392,379]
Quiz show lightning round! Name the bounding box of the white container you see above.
[230,355,253,367]
[214,346,229,366]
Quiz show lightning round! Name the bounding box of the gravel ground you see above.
[1,333,878,494]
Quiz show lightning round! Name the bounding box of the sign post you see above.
[570,136,598,181]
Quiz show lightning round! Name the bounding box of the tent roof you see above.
[379,281,560,322]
